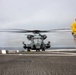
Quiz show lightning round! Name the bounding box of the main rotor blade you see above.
[0,29,49,33]
[0,30,29,33]
[0,28,71,33]
[49,28,71,32]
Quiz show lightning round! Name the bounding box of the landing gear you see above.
[23,45,26,49]
[27,48,30,52]
[36,49,40,52]
[23,42,26,49]
[42,47,45,51]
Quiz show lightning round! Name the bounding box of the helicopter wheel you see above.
[27,48,30,52]
[36,49,40,52]
[42,47,45,51]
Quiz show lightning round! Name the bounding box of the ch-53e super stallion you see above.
[0,28,71,52]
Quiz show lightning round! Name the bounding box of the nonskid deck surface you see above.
[0,54,76,75]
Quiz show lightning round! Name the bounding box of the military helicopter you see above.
[0,28,71,51]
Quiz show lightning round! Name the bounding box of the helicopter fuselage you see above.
[23,33,50,51]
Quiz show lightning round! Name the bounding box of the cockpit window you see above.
[34,38,42,44]
[33,34,42,44]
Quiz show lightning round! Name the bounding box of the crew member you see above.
[71,18,76,48]
[71,18,76,39]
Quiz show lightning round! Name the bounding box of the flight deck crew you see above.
[71,18,76,48]
[71,18,76,38]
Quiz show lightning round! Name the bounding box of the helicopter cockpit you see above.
[33,34,42,43]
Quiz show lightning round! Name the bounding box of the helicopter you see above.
[0,28,71,52]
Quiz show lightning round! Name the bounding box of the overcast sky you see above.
[0,0,76,48]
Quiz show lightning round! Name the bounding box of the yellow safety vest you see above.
[71,21,76,34]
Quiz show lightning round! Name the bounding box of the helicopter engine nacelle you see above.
[42,35,47,40]
[27,35,34,40]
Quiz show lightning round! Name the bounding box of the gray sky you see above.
[0,0,76,47]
